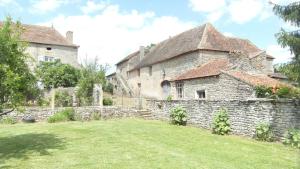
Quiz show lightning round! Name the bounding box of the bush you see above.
[0,117,17,124]
[255,86,273,98]
[103,98,113,106]
[37,97,50,107]
[55,91,72,107]
[170,106,187,125]
[103,82,113,94]
[255,123,274,142]
[212,109,231,135]
[0,116,17,124]
[283,128,300,149]
[166,95,173,102]
[47,108,75,123]
[91,112,101,120]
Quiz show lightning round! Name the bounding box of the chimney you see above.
[139,46,145,61]
[66,31,73,44]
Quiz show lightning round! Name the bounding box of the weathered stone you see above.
[146,99,300,139]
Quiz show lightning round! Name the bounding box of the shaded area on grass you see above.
[0,133,66,167]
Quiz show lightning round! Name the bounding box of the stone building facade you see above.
[0,22,80,70]
[111,23,285,100]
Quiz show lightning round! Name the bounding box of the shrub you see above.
[0,116,17,124]
[55,91,72,107]
[170,106,187,125]
[91,112,101,120]
[275,86,291,98]
[212,109,231,135]
[37,97,50,107]
[255,86,272,98]
[103,98,113,106]
[166,95,173,102]
[47,108,75,123]
[283,128,300,149]
[103,82,113,94]
[255,123,274,142]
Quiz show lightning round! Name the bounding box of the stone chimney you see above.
[66,31,73,44]
[139,46,145,61]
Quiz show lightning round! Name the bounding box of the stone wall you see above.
[170,73,255,100]
[1,106,143,122]
[146,99,300,139]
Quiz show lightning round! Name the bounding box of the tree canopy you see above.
[36,60,80,89]
[0,17,37,116]
[272,1,300,85]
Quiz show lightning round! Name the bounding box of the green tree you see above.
[76,59,108,106]
[272,2,300,85]
[0,17,37,116]
[36,60,80,89]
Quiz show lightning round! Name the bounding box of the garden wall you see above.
[146,99,300,139]
[2,106,143,122]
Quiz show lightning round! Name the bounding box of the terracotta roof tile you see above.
[173,59,230,81]
[0,22,78,47]
[225,71,287,87]
[132,23,263,70]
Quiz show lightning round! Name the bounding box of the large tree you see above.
[0,17,37,116]
[272,1,300,85]
[35,60,80,89]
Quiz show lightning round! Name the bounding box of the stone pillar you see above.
[51,88,55,110]
[93,84,103,106]
[72,86,79,107]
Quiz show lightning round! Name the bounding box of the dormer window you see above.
[46,47,52,51]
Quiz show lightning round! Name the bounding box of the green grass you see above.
[0,119,299,169]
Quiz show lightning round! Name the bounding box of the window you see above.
[137,69,140,77]
[44,56,55,62]
[175,82,184,99]
[149,66,152,76]
[196,90,206,99]
[38,56,55,62]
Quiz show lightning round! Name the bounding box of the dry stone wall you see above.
[1,106,142,122]
[146,99,300,139]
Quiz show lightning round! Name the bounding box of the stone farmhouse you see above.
[111,23,288,100]
[0,22,80,70]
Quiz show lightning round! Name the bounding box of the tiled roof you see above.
[225,71,287,87]
[116,50,139,65]
[173,59,230,81]
[132,23,264,70]
[0,22,78,47]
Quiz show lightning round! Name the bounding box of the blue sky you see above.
[0,0,297,71]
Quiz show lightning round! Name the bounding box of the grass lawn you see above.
[0,119,299,169]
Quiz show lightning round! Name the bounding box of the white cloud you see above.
[40,3,196,73]
[81,1,107,14]
[188,0,273,24]
[0,0,14,6]
[31,0,69,13]
[189,0,226,13]
[267,45,294,64]
[223,32,235,37]
[228,0,264,24]
[189,0,226,22]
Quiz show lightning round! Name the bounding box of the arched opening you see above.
[161,80,171,98]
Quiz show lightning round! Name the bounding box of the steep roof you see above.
[132,23,263,70]
[0,22,78,47]
[224,71,287,87]
[173,59,230,81]
[116,50,139,65]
